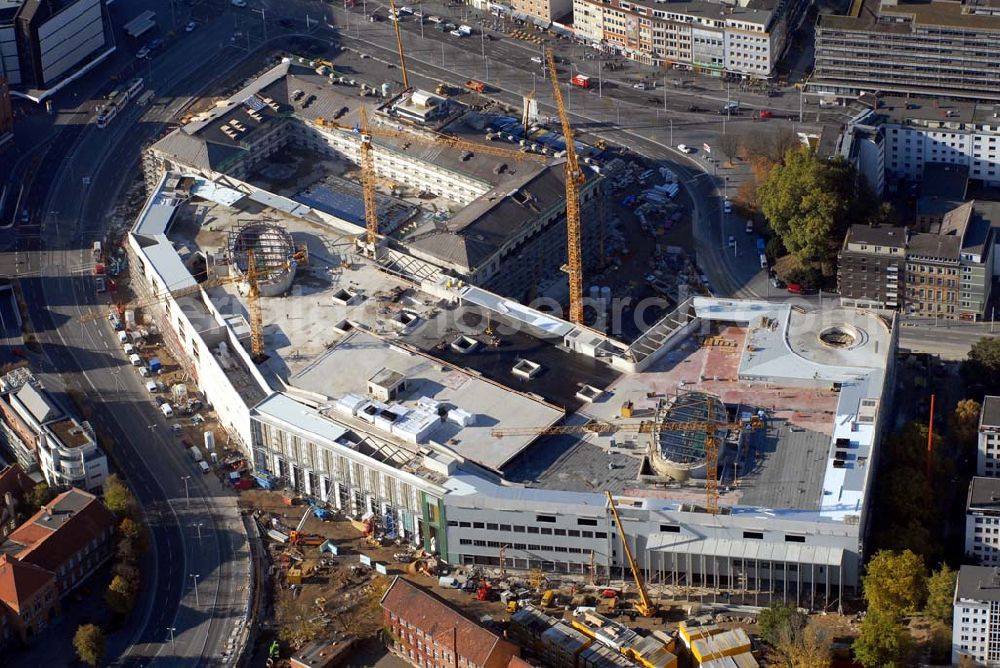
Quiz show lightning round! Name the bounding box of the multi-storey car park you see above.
[813,0,1000,102]
[126,58,897,611]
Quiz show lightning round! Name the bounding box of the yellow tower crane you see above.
[245,249,265,361]
[545,49,585,325]
[606,491,656,617]
[358,106,380,254]
[388,0,410,89]
[491,416,761,514]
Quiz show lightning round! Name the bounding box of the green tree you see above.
[853,610,914,668]
[102,474,134,517]
[758,602,804,646]
[73,624,105,667]
[105,574,137,616]
[863,550,927,616]
[26,482,55,511]
[771,618,833,668]
[950,399,982,450]
[925,564,957,623]
[757,149,857,265]
[961,337,1000,397]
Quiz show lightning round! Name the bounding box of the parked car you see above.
[136,46,150,59]
[677,144,694,154]
[745,219,753,233]
[728,235,736,248]
[185,20,197,31]
[770,276,786,289]
[530,56,543,64]
[723,199,733,214]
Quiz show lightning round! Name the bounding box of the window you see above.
[785,534,806,543]
[582,531,594,538]
[536,515,557,523]
[660,524,681,533]
[473,522,485,529]
[554,528,566,536]
[541,527,553,535]
[595,532,608,539]
[577,518,598,526]
[743,531,764,540]
[528,526,540,534]
[500,524,511,531]
[514,525,525,533]
[568,530,580,537]
[459,522,471,528]
[487,523,498,531]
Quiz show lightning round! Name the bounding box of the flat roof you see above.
[969,476,1000,511]
[47,419,92,449]
[957,565,1000,602]
[981,396,1000,428]
[843,224,907,248]
[820,0,1000,31]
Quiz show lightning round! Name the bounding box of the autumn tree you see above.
[118,517,148,553]
[853,610,914,668]
[951,399,982,449]
[757,149,858,266]
[925,564,958,623]
[719,132,741,165]
[771,618,833,668]
[863,550,927,616]
[105,574,138,616]
[102,474,134,517]
[74,624,106,667]
[962,337,1000,398]
[26,482,55,511]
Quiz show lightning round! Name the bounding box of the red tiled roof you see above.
[381,577,519,668]
[0,554,54,613]
[507,657,535,668]
[0,464,35,502]
[6,489,115,573]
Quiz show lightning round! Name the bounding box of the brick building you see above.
[381,577,521,668]
[0,554,58,645]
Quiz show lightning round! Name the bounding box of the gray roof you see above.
[981,396,1000,429]
[843,224,907,248]
[968,476,1000,512]
[922,163,970,201]
[908,232,961,261]
[957,565,1000,603]
[15,383,60,424]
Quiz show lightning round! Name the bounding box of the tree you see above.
[771,618,833,668]
[759,602,804,646]
[26,482,55,511]
[863,550,927,616]
[719,132,741,165]
[102,474,134,517]
[118,517,148,553]
[853,610,914,668]
[757,149,857,265]
[73,624,105,667]
[112,561,140,583]
[951,399,982,450]
[962,337,1000,397]
[117,536,137,564]
[925,565,957,623]
[105,574,137,616]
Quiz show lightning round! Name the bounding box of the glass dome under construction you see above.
[656,391,729,466]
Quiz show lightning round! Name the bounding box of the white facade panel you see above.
[38,0,106,84]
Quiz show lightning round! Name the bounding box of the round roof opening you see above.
[819,325,861,349]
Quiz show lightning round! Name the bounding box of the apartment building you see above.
[905,202,994,321]
[837,224,906,310]
[979,397,1000,478]
[570,0,788,77]
[381,576,522,668]
[0,555,58,646]
[814,0,1000,102]
[511,0,572,23]
[953,565,1000,666]
[967,477,1000,566]
[0,368,108,491]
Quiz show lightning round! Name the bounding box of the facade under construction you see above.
[127,57,898,613]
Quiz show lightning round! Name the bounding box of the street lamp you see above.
[167,627,176,645]
[252,8,267,43]
[194,522,204,542]
[190,574,200,607]
[181,476,191,507]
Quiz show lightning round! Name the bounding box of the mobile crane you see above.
[606,491,656,617]
[387,0,410,89]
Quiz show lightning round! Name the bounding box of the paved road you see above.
[3,5,267,665]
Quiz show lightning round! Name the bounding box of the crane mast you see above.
[387,0,410,89]
[358,106,380,254]
[545,49,585,325]
[246,249,265,361]
[606,491,655,617]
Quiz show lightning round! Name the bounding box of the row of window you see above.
[457,539,593,554]
[448,519,608,539]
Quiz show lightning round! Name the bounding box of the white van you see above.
[145,380,158,393]
[129,353,143,366]
[123,343,135,356]
[160,403,174,418]
[759,253,768,269]
[199,461,211,474]
[118,331,129,344]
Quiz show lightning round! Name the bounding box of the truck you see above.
[570,74,591,89]
[465,80,486,93]
[457,24,473,35]
[189,446,203,463]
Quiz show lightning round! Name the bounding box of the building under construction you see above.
[143,57,606,305]
[124,49,898,613]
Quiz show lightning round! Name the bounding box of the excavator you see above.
[288,508,326,547]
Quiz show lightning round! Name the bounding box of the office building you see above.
[0,0,113,96]
[837,224,906,310]
[570,0,791,78]
[978,397,1000,478]
[0,368,108,491]
[381,576,522,668]
[814,0,1000,101]
[953,565,1000,666]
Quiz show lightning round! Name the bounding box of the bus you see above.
[96,78,144,129]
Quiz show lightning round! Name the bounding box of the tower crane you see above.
[387,0,410,89]
[545,49,585,325]
[314,111,549,252]
[492,416,761,514]
[606,491,656,617]
[245,249,265,362]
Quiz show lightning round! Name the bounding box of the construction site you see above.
[110,24,899,668]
